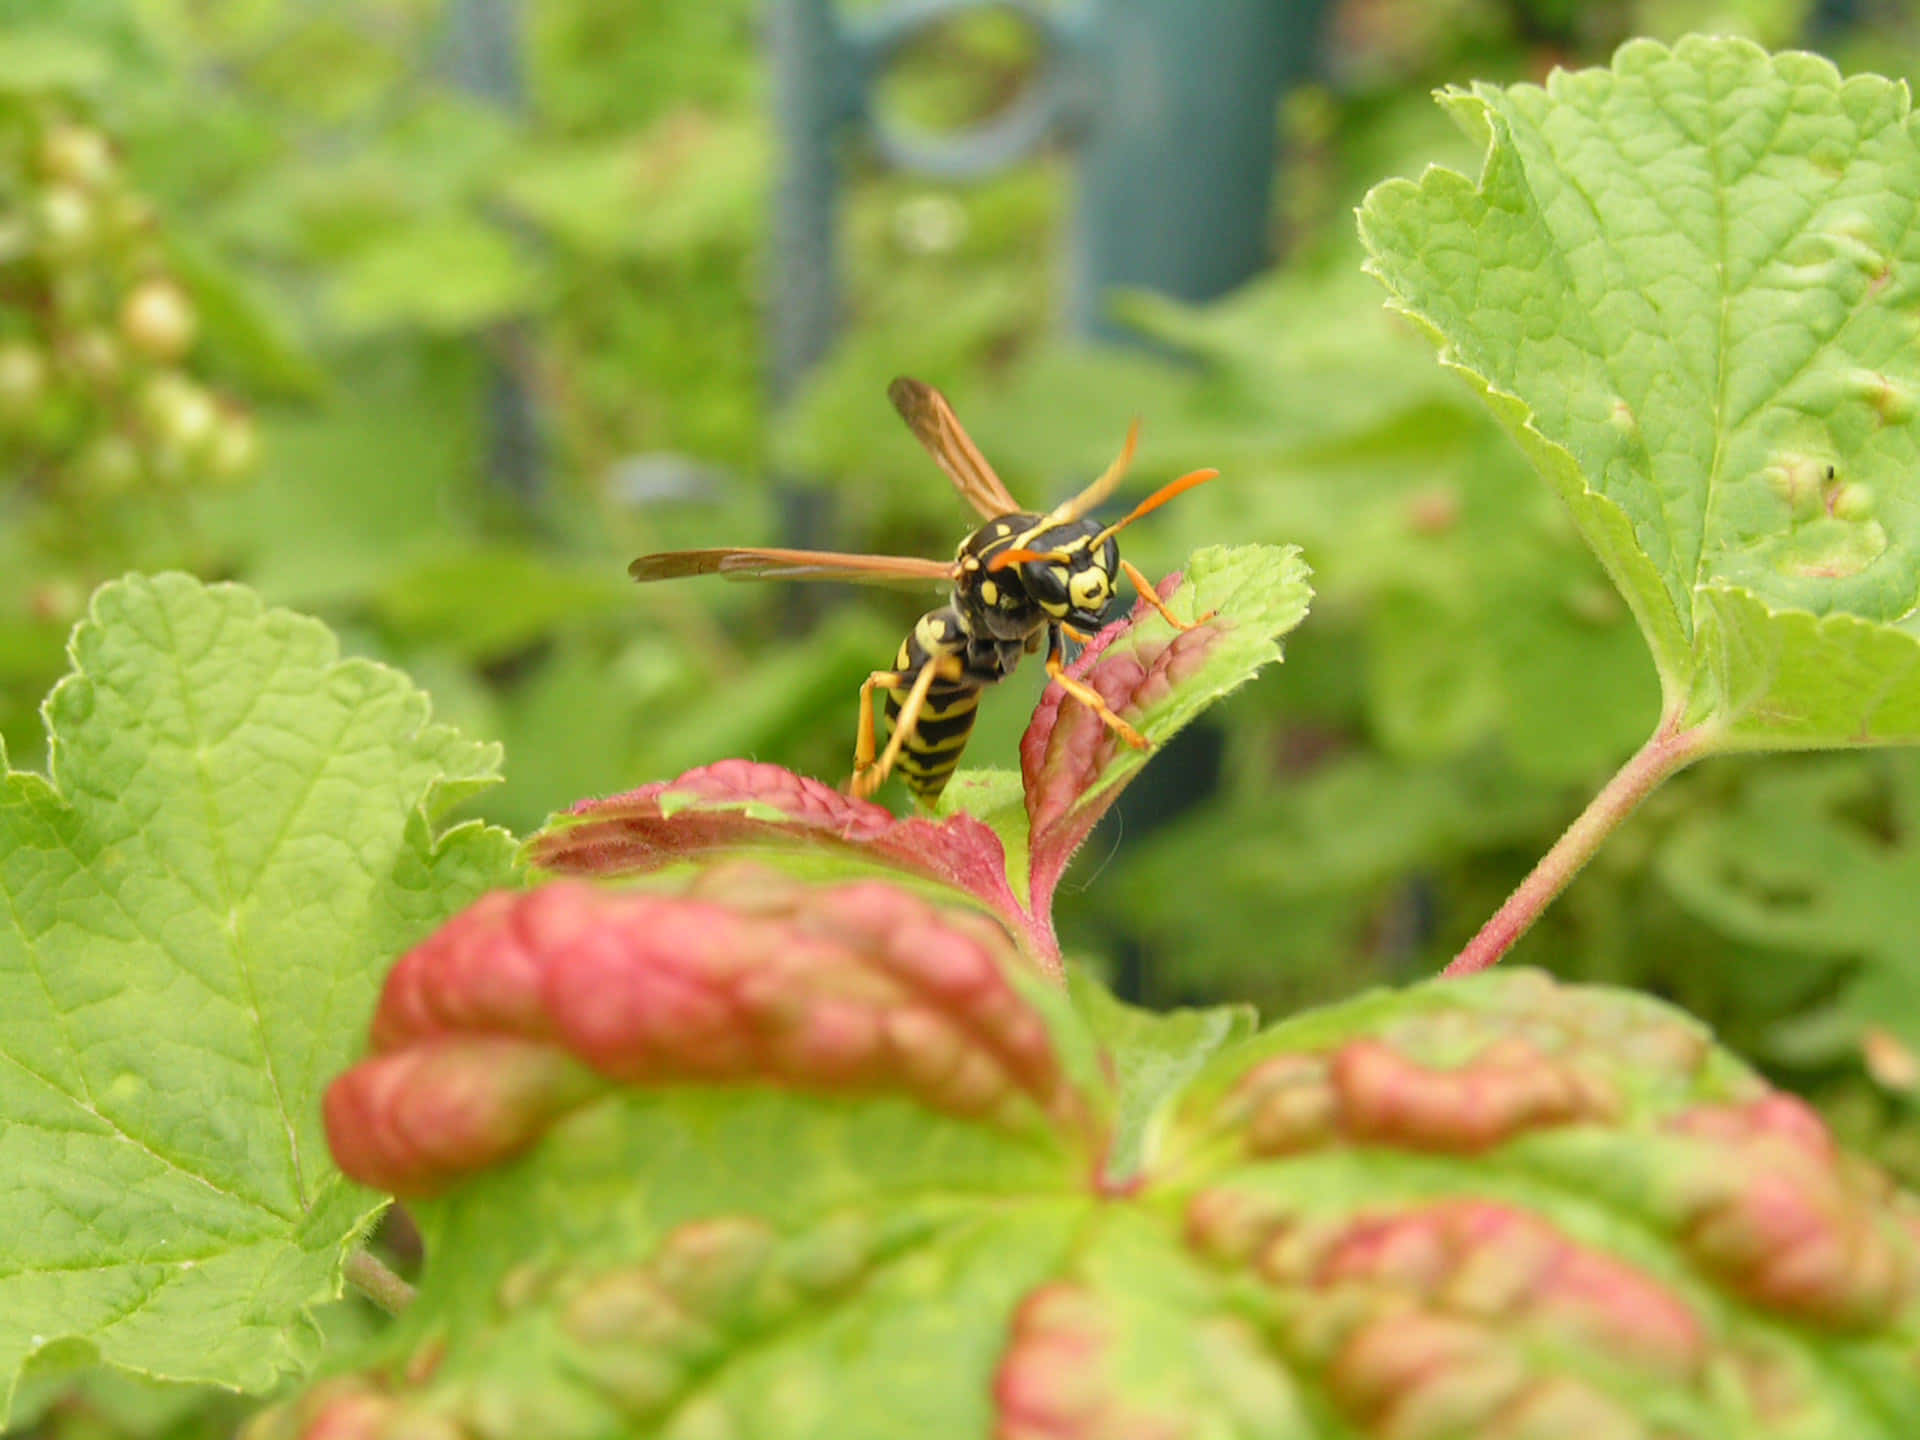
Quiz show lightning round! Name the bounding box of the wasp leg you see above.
[1044,627,1149,751]
[1120,558,1214,632]
[1061,623,1094,645]
[852,668,909,784]
[851,654,965,799]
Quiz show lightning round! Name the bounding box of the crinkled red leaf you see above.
[1186,1191,1709,1437]
[325,867,1101,1196]
[1177,971,1920,1351]
[528,759,1059,971]
[1020,574,1227,939]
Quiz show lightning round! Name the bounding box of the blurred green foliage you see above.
[8,4,1920,1431]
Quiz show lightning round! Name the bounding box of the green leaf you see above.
[330,216,538,335]
[0,23,116,89]
[1359,37,1920,749]
[1106,750,1570,1005]
[266,902,1920,1439]
[495,114,767,261]
[1067,978,1255,1185]
[162,233,326,400]
[1658,753,1920,1075]
[371,544,636,663]
[934,768,1031,909]
[0,574,516,1419]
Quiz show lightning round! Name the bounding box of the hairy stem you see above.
[343,1247,417,1315]
[1446,716,1709,978]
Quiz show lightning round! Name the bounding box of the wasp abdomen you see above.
[882,607,1017,803]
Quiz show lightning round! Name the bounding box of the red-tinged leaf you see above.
[1185,1191,1709,1437]
[1021,546,1309,940]
[275,967,1920,1439]
[529,758,1060,970]
[325,867,1104,1196]
[1659,1094,1919,1329]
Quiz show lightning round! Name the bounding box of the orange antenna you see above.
[1090,467,1220,548]
[1043,418,1142,527]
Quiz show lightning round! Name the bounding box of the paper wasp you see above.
[628,377,1217,805]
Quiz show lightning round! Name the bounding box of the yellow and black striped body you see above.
[883,605,1029,802]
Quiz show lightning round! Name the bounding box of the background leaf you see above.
[0,574,515,1419]
[1359,36,1920,748]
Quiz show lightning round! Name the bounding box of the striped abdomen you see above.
[888,672,982,802]
[885,606,1024,804]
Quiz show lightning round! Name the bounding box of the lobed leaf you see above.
[269,895,1920,1437]
[1658,754,1920,1079]
[0,574,516,1420]
[1359,37,1920,750]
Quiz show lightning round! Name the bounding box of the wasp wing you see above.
[1042,416,1141,527]
[629,546,957,588]
[888,376,1023,521]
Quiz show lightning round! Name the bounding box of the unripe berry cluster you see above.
[0,98,256,499]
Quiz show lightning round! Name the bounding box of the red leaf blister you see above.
[529,759,1060,969]
[326,868,1100,1196]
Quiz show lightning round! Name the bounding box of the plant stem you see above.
[1445,716,1709,978]
[343,1247,417,1315]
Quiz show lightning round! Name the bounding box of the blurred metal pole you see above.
[444,0,545,508]
[1063,0,1328,873]
[769,0,862,625]
[1065,0,1327,335]
[770,0,858,400]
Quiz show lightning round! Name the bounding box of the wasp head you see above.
[1012,519,1119,631]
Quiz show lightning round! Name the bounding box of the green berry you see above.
[141,372,218,453]
[60,327,121,385]
[0,341,47,416]
[206,410,258,482]
[34,183,95,256]
[38,123,114,189]
[120,278,198,362]
[75,433,141,496]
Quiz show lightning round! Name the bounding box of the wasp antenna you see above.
[1091,467,1219,547]
[1046,417,1142,526]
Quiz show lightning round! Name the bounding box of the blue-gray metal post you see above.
[1060,0,1328,874]
[1065,0,1328,335]
[770,0,860,401]
[444,0,544,507]
[770,0,863,625]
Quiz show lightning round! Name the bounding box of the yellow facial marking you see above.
[980,579,999,606]
[1069,570,1110,609]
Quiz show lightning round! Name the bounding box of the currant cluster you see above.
[0,97,256,500]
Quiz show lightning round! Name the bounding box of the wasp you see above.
[628,378,1218,805]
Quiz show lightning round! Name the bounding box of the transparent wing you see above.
[888,376,1023,520]
[629,546,957,588]
[1043,417,1141,527]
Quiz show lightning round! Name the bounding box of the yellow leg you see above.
[1061,623,1094,645]
[1045,636,1149,751]
[852,668,907,779]
[1120,558,1213,632]
[851,655,963,799]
